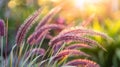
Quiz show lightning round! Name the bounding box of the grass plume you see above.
[53,49,90,61]
[65,44,92,49]
[0,5,113,67]
[27,24,65,45]
[0,19,5,36]
[65,59,100,67]
[16,8,42,45]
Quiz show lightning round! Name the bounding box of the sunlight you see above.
[73,0,103,10]
[73,0,85,9]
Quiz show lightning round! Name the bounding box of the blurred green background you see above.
[0,0,120,67]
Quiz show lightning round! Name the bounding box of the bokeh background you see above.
[0,0,120,67]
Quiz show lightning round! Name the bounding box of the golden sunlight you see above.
[73,0,103,10]
[73,0,85,10]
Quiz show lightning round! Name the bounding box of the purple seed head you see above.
[27,24,65,45]
[65,59,100,67]
[53,49,90,61]
[0,19,5,36]
[49,34,106,51]
[36,24,65,34]
[65,44,92,49]
[35,6,62,30]
[49,34,97,46]
[27,30,48,45]
[59,26,112,40]
[16,8,42,45]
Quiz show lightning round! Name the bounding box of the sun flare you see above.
[73,0,104,10]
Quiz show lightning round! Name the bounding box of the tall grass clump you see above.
[0,5,113,67]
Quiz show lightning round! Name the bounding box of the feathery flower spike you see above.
[16,8,42,45]
[49,34,106,51]
[49,34,97,46]
[27,30,48,45]
[35,6,62,30]
[0,19,5,36]
[59,27,112,41]
[65,59,100,67]
[53,49,90,61]
[27,24,65,45]
[65,44,92,49]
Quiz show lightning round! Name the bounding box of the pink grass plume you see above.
[16,8,42,45]
[53,49,90,61]
[0,19,5,36]
[27,24,65,45]
[65,44,92,49]
[65,59,100,67]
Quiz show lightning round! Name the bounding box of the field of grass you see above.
[0,0,120,67]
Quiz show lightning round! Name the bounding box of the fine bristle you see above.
[53,49,90,61]
[49,34,106,51]
[65,44,92,49]
[65,59,100,67]
[0,19,5,36]
[27,24,65,45]
[59,26,112,41]
[16,8,42,45]
[35,6,62,31]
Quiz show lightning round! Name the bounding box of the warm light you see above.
[73,0,103,10]
[8,0,17,8]
[51,0,59,2]
[73,0,85,10]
